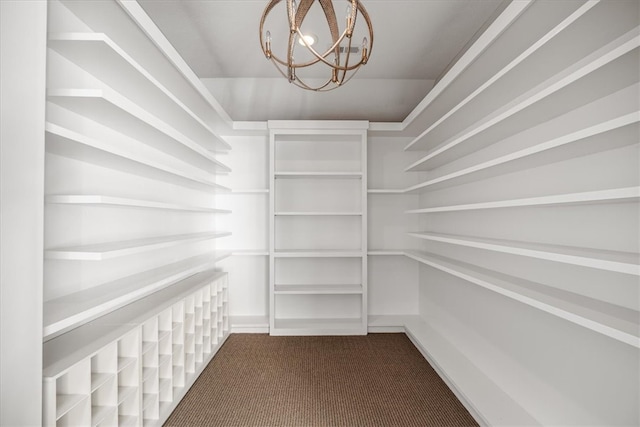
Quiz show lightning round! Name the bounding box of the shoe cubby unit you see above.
[43,271,230,427]
[269,122,368,335]
[399,1,639,425]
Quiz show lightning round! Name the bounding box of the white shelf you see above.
[274,211,362,216]
[44,254,228,340]
[404,250,640,348]
[48,33,230,152]
[272,318,365,335]
[90,373,114,392]
[47,88,231,171]
[274,171,362,179]
[405,187,640,214]
[56,394,88,419]
[45,123,229,192]
[274,284,363,295]
[46,231,231,261]
[404,27,639,167]
[91,405,116,427]
[46,195,231,213]
[404,1,600,152]
[273,250,363,258]
[406,111,639,187]
[408,232,640,275]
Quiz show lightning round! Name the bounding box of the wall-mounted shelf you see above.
[45,124,230,192]
[406,187,640,214]
[47,88,230,172]
[46,231,231,261]
[408,232,639,275]
[405,28,639,169]
[405,250,639,348]
[404,1,600,152]
[46,195,231,214]
[47,33,230,153]
[406,110,639,191]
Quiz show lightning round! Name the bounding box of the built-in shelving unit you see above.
[400,1,640,425]
[43,0,232,424]
[269,122,368,335]
[43,272,230,427]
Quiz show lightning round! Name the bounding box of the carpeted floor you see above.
[164,333,478,427]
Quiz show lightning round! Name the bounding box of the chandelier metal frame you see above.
[259,0,374,91]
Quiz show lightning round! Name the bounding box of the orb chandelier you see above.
[259,0,373,91]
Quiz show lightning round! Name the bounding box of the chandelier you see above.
[259,0,373,91]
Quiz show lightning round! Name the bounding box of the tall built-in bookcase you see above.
[268,122,368,335]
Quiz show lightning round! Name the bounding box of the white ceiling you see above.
[138,0,504,123]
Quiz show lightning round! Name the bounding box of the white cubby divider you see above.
[269,122,368,335]
[43,271,229,427]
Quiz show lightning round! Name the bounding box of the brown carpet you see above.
[164,333,478,427]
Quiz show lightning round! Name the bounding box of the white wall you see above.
[0,1,47,424]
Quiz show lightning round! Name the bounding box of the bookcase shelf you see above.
[46,231,231,261]
[408,232,639,275]
[47,32,230,153]
[270,124,368,336]
[46,123,230,193]
[405,251,639,348]
[46,195,231,214]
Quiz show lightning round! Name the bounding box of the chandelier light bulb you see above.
[259,0,373,92]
